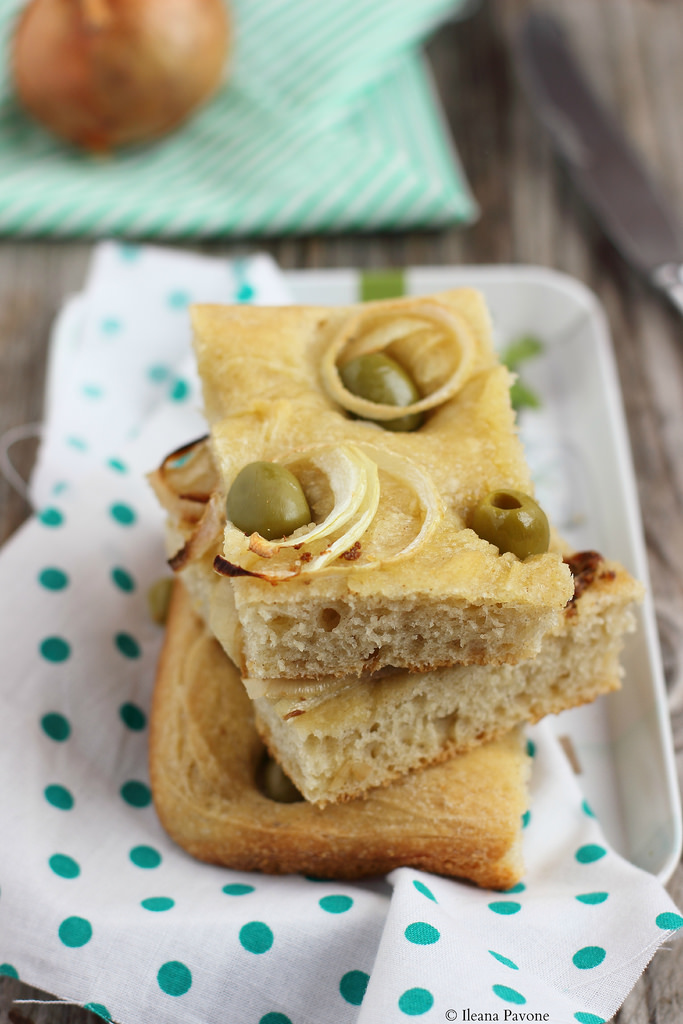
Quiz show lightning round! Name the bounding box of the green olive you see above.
[227,461,311,540]
[339,352,423,432]
[470,489,550,560]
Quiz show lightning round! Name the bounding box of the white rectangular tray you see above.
[285,265,682,883]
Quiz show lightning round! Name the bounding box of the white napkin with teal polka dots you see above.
[0,242,681,1024]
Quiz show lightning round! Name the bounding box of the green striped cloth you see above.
[0,0,477,238]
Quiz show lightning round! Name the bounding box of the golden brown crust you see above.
[149,582,530,889]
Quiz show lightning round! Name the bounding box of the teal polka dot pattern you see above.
[572,946,606,969]
[130,845,161,869]
[0,964,18,979]
[493,985,526,1005]
[49,853,80,879]
[522,810,531,828]
[404,922,440,945]
[319,895,353,914]
[575,844,606,864]
[109,502,136,526]
[141,897,175,912]
[489,951,519,970]
[39,507,64,527]
[656,912,683,930]
[120,780,151,807]
[488,901,521,916]
[44,784,74,810]
[505,882,526,894]
[67,436,88,451]
[41,713,71,742]
[111,567,135,592]
[260,1015,292,1024]
[115,632,141,659]
[168,289,190,309]
[398,987,434,1015]
[239,921,274,954]
[582,799,595,817]
[82,384,104,399]
[157,960,192,996]
[574,1013,605,1024]
[339,971,369,1006]
[412,880,436,902]
[38,567,69,591]
[223,883,255,896]
[576,892,609,905]
[147,363,170,383]
[107,457,127,473]
[84,1004,111,1020]
[101,316,122,333]
[40,636,71,663]
[170,378,189,402]
[526,738,536,757]
[59,916,92,947]
[119,703,146,730]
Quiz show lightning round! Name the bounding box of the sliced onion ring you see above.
[213,442,443,582]
[169,490,225,571]
[321,303,476,421]
[148,435,214,525]
[161,434,210,470]
[253,444,379,555]
[357,443,443,564]
[216,443,381,581]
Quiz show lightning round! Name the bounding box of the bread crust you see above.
[149,582,530,889]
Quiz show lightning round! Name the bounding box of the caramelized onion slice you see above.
[160,435,215,497]
[149,436,217,525]
[169,490,224,572]
[321,303,476,421]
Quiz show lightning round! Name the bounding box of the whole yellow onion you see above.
[12,0,231,151]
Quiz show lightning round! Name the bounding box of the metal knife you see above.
[516,11,683,315]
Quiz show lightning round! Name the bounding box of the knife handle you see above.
[652,263,683,317]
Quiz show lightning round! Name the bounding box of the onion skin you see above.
[12,0,231,151]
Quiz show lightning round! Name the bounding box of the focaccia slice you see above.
[149,433,641,807]
[251,552,642,805]
[157,289,574,681]
[149,583,530,889]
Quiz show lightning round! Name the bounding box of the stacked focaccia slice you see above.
[149,289,642,887]
[150,581,531,890]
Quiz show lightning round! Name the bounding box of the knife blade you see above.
[516,11,683,314]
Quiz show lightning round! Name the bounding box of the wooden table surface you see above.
[1,1,682,1021]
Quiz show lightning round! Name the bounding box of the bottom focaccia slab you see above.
[149,583,530,890]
